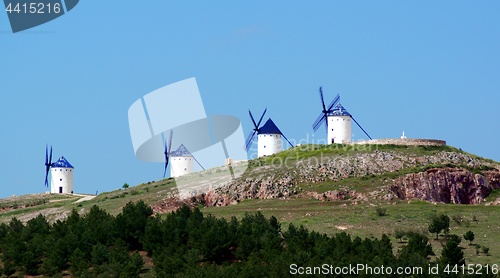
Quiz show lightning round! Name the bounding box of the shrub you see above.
[375,207,387,217]
[428,214,450,240]
[394,228,405,243]
[440,234,465,266]
[463,231,474,245]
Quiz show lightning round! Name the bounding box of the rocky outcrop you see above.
[201,173,296,206]
[295,151,494,184]
[151,150,500,213]
[299,190,368,202]
[390,169,500,204]
[150,195,189,214]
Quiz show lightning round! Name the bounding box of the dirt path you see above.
[46,193,96,204]
[73,194,97,203]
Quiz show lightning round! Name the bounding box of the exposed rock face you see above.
[298,190,368,202]
[201,173,296,207]
[150,195,189,214]
[390,169,500,204]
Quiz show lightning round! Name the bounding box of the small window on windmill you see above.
[59,178,62,181]
[184,168,187,171]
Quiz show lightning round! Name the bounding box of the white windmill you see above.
[245,109,293,157]
[170,144,195,178]
[162,130,204,178]
[44,146,74,194]
[312,87,372,144]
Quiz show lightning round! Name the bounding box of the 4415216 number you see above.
[5,2,62,14]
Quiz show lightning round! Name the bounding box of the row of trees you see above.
[0,201,151,276]
[0,202,494,277]
[428,214,486,246]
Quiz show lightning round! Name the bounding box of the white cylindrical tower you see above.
[327,104,352,144]
[170,144,194,178]
[50,156,74,194]
[258,133,282,157]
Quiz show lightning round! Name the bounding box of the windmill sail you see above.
[245,109,267,151]
[312,86,340,133]
[44,145,53,187]
[163,129,174,178]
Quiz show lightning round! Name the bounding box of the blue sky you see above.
[0,1,499,198]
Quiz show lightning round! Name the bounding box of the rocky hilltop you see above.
[152,145,500,213]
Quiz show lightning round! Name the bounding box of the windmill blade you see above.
[168,129,173,156]
[163,130,174,178]
[351,116,372,140]
[312,90,338,133]
[319,86,326,112]
[248,110,258,129]
[256,108,267,128]
[326,93,341,112]
[246,108,266,150]
[44,172,49,187]
[281,133,294,148]
[312,112,326,131]
[244,130,257,151]
[44,145,52,187]
[192,155,205,171]
[49,145,53,166]
[44,146,49,187]
[163,142,169,178]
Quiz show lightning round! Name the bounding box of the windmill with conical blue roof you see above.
[245,109,293,157]
[44,145,74,194]
[163,130,205,178]
[169,144,205,178]
[312,87,372,144]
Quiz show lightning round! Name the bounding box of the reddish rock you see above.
[390,168,500,204]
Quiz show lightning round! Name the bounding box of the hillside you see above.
[195,144,500,207]
[1,143,500,266]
